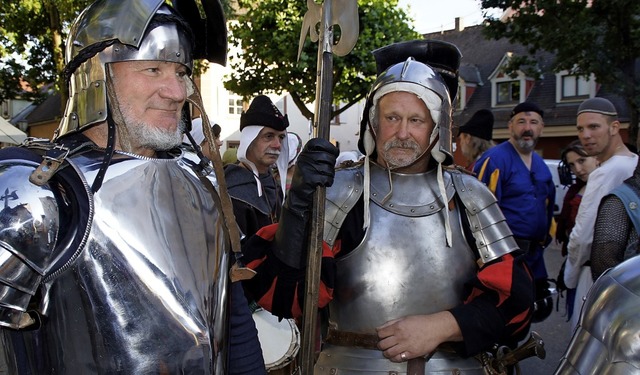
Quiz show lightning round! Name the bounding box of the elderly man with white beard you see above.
[475,102,556,325]
[224,95,290,238]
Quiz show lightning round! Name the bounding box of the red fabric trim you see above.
[477,254,515,306]
[509,309,530,331]
[255,223,278,240]
[246,256,266,270]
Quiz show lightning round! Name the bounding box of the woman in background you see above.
[555,140,598,320]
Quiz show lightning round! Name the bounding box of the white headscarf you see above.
[237,125,289,201]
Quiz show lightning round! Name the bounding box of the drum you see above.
[253,308,300,371]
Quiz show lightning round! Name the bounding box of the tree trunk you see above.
[44,0,69,117]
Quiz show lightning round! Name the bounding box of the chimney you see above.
[455,17,464,31]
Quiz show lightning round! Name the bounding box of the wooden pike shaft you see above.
[299,0,333,373]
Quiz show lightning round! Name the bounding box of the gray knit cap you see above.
[577,97,618,116]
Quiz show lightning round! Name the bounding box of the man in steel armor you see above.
[241,40,535,374]
[0,0,265,373]
[555,255,640,374]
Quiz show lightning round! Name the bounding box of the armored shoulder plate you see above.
[324,165,364,247]
[0,148,92,329]
[449,170,519,266]
[556,255,640,374]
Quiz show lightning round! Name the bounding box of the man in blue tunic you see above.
[474,102,555,323]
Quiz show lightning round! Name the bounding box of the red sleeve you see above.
[241,223,338,320]
[449,253,534,356]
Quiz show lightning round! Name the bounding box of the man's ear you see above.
[610,120,620,135]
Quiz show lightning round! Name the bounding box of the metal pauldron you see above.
[555,255,640,374]
[0,158,90,329]
[450,171,519,266]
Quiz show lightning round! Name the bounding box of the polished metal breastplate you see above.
[2,150,229,374]
[329,165,477,333]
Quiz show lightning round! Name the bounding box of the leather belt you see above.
[407,358,425,375]
[325,329,457,374]
[325,328,379,349]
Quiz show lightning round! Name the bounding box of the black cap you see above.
[459,109,494,141]
[510,102,544,119]
[372,39,461,102]
[240,95,289,131]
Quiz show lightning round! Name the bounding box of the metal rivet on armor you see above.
[176,52,181,57]
[631,202,638,210]
[430,205,434,209]
[94,82,100,87]
[480,242,484,246]
[389,204,394,208]
[348,185,352,188]
[411,209,415,213]
[472,208,477,212]
[330,369,336,374]
[461,189,465,192]
[484,254,489,258]
[475,225,479,229]
[373,193,377,196]
[114,47,120,52]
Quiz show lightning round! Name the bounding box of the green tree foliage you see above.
[480,0,640,144]
[225,0,420,119]
[0,0,92,103]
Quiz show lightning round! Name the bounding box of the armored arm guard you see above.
[0,149,91,329]
[450,171,519,266]
[323,166,363,247]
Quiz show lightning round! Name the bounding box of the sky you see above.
[396,0,495,34]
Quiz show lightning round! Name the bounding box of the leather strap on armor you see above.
[407,358,426,375]
[325,328,379,349]
[325,328,457,374]
[325,328,458,353]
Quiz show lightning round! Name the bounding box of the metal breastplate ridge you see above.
[1,150,230,374]
[329,163,476,331]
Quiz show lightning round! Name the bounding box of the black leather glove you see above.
[274,138,339,269]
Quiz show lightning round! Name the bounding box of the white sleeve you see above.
[564,171,606,288]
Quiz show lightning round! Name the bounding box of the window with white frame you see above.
[562,75,589,98]
[496,80,521,105]
[228,95,243,115]
[556,71,595,102]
